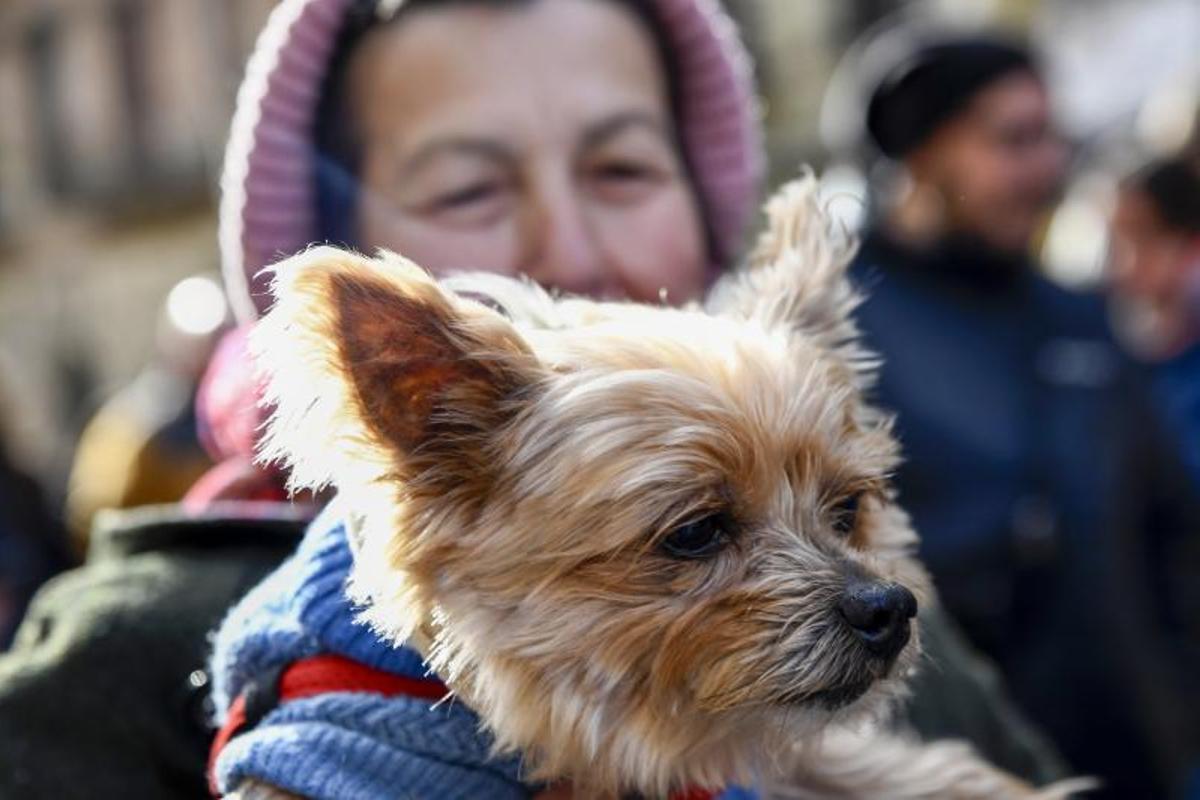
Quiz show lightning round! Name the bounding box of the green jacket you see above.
[0,506,1066,798]
[0,506,304,799]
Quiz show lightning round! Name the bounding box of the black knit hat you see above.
[866,37,1036,159]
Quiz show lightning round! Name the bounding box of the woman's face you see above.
[347,0,708,304]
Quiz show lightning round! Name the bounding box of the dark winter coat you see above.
[0,505,304,799]
[852,229,1200,798]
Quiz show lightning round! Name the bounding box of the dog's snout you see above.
[837,581,917,659]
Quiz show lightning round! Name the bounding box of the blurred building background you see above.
[0,0,1198,497]
[0,0,275,491]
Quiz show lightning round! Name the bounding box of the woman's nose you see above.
[521,186,614,298]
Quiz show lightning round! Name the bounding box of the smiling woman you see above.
[345,0,700,298]
[326,0,709,302]
[223,0,761,323]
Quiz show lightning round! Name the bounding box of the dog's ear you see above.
[251,247,540,494]
[708,174,869,372]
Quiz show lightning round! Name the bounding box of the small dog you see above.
[237,178,1085,799]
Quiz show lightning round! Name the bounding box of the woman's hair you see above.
[312,0,703,253]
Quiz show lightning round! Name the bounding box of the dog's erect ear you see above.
[251,247,539,493]
[708,174,868,370]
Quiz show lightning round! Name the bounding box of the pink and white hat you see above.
[218,0,764,321]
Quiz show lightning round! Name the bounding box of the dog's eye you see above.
[830,493,863,538]
[661,513,731,559]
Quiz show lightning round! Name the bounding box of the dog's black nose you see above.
[837,581,917,660]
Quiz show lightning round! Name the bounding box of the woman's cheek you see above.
[361,211,524,278]
[603,189,707,304]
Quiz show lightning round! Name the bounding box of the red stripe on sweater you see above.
[208,654,719,799]
[208,654,449,795]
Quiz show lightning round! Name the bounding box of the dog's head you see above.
[254,177,930,796]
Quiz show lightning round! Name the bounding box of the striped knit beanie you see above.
[218,0,764,322]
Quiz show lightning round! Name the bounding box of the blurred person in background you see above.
[1108,156,1200,798]
[1110,155,1200,478]
[851,34,1200,798]
[0,2,1065,797]
[64,273,229,554]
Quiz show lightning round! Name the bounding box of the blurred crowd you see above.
[0,0,1199,798]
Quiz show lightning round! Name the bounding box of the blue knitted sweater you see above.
[210,506,756,799]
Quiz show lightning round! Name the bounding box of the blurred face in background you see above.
[908,71,1066,255]
[1109,187,1200,351]
[1110,188,1187,305]
[345,0,709,304]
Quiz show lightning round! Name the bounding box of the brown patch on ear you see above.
[330,272,525,456]
[252,247,541,496]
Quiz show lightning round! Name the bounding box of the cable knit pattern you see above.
[209,505,529,799]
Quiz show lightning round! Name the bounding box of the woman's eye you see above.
[420,180,512,228]
[430,182,501,210]
[830,493,863,538]
[596,161,653,182]
[588,161,667,205]
[661,513,731,560]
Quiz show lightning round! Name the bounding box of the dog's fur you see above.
[233,178,1087,799]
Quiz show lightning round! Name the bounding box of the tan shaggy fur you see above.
[234,177,1091,799]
